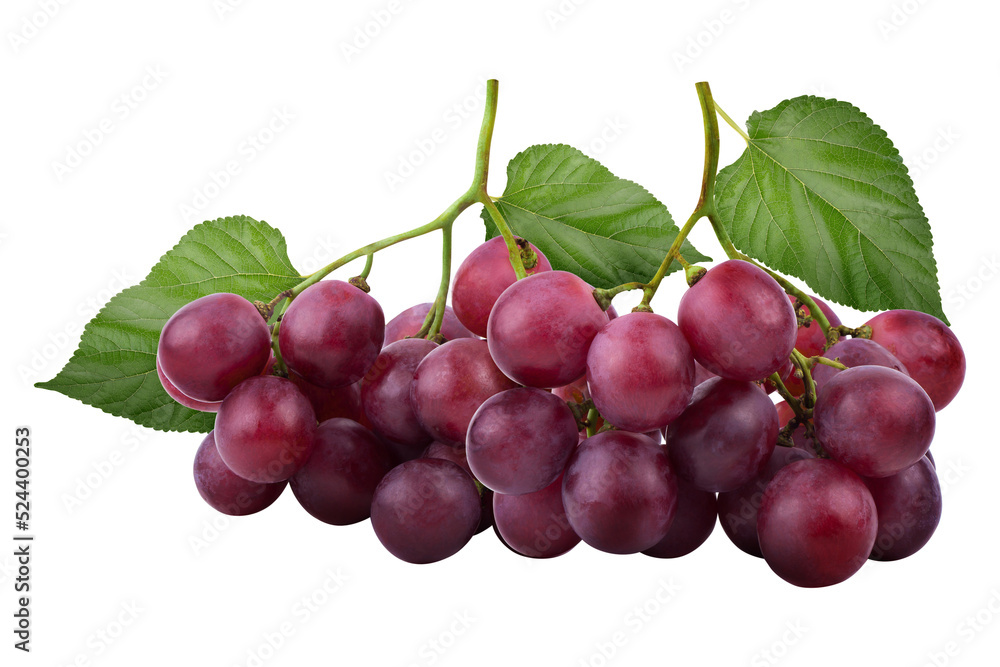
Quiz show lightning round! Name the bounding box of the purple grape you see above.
[466,387,578,495]
[865,456,942,561]
[193,431,286,515]
[758,459,877,588]
[383,303,476,345]
[494,475,580,558]
[157,358,220,412]
[814,366,935,478]
[865,309,966,410]
[157,293,271,401]
[410,338,518,447]
[279,280,385,388]
[361,338,438,447]
[642,479,717,559]
[716,446,815,557]
[288,372,363,423]
[422,442,494,534]
[487,271,608,388]
[562,431,678,554]
[290,419,395,526]
[677,260,797,381]
[585,312,695,433]
[214,376,317,483]
[811,337,909,391]
[370,458,481,564]
[666,378,778,492]
[452,236,553,337]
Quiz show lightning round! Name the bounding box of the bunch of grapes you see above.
[159,235,964,587]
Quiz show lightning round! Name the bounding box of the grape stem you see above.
[413,224,454,341]
[284,80,507,299]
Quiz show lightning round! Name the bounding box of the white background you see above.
[2,1,998,666]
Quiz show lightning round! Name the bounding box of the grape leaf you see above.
[36,216,303,433]
[714,96,948,323]
[483,144,709,288]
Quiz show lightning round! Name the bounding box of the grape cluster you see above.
[159,237,965,587]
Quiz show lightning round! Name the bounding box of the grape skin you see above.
[865,309,966,411]
[585,312,695,433]
[642,478,717,559]
[370,458,481,564]
[361,339,439,447]
[758,459,877,588]
[813,365,935,478]
[288,371,363,423]
[865,456,942,561]
[811,337,909,391]
[466,387,579,495]
[383,303,475,345]
[422,442,494,534]
[666,378,778,492]
[410,338,518,447]
[452,236,552,337]
[487,270,609,388]
[214,376,318,483]
[157,358,220,413]
[158,293,272,402]
[279,280,385,388]
[562,431,678,554]
[677,260,797,382]
[193,431,286,516]
[494,475,580,559]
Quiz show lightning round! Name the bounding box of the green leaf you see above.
[715,96,948,323]
[483,144,709,288]
[36,216,303,433]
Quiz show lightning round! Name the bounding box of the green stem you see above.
[714,102,750,143]
[791,349,817,410]
[481,195,527,279]
[359,254,373,280]
[269,299,292,376]
[426,225,454,339]
[769,372,805,419]
[810,356,848,371]
[585,408,599,438]
[287,79,502,298]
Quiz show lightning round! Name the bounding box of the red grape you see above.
[666,378,778,492]
[493,475,580,558]
[288,372,363,422]
[193,431,286,515]
[811,337,909,391]
[865,456,942,561]
[677,260,797,381]
[642,479,717,559]
[289,419,395,526]
[562,431,678,554]
[452,236,552,337]
[422,442,494,534]
[157,358,221,412]
[410,338,518,447]
[716,446,815,557]
[585,312,695,432]
[758,459,877,587]
[693,361,717,386]
[157,293,271,401]
[370,458,481,564]
[383,303,475,345]
[214,376,317,483]
[466,387,578,495]
[813,366,935,478]
[361,339,438,447]
[865,309,965,410]
[775,401,812,450]
[790,294,842,356]
[487,270,608,388]
[279,280,385,388]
